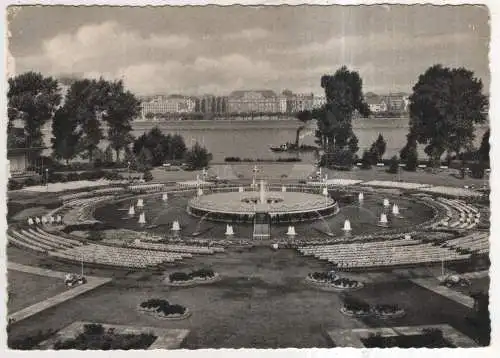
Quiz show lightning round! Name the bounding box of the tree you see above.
[405,146,419,171]
[63,79,107,163]
[51,106,79,164]
[170,134,187,160]
[185,142,213,170]
[408,65,488,167]
[136,147,153,172]
[400,132,417,162]
[103,145,114,164]
[478,129,490,165]
[8,72,61,150]
[348,135,359,157]
[370,134,387,163]
[387,155,400,174]
[314,67,370,166]
[143,169,153,182]
[101,80,140,162]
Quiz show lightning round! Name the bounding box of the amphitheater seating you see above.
[51,244,184,269]
[433,198,483,230]
[298,238,471,270]
[443,232,489,254]
[126,240,225,254]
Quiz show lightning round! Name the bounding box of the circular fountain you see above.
[187,180,339,224]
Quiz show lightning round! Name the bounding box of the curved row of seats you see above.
[125,240,225,254]
[61,196,115,225]
[442,232,489,254]
[298,238,471,270]
[8,228,82,254]
[50,244,185,268]
[433,197,482,230]
[8,226,224,269]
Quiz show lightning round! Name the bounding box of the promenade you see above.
[8,263,111,324]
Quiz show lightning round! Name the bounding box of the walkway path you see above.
[8,262,111,324]
[411,278,475,309]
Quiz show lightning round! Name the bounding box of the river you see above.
[41,117,488,163]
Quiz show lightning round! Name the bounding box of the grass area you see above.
[7,247,485,348]
[7,270,68,313]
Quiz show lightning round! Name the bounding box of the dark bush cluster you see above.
[52,324,156,350]
[169,268,215,282]
[342,297,371,313]
[139,299,186,316]
[309,272,360,288]
[8,169,124,190]
[373,304,402,314]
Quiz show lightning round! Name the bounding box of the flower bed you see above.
[372,304,406,319]
[340,298,405,319]
[137,299,191,320]
[306,272,363,290]
[340,297,372,317]
[166,269,220,286]
[52,323,157,350]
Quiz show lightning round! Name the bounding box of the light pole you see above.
[45,168,49,189]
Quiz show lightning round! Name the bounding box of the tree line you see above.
[297,64,489,176]
[7,72,212,173]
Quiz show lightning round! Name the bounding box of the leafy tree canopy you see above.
[408,64,488,167]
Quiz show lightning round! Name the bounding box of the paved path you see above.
[8,263,111,324]
[411,278,475,308]
[8,262,69,279]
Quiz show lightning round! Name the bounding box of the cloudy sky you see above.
[7,5,490,96]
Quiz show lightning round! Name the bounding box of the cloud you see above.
[224,28,270,41]
[32,21,192,74]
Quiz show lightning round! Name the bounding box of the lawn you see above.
[7,270,68,313]
[7,246,484,348]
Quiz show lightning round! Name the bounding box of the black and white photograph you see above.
[3,2,494,351]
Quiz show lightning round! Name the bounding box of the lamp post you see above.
[45,168,49,189]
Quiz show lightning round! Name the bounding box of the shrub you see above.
[169,272,190,282]
[405,146,418,171]
[8,180,24,190]
[143,170,153,182]
[343,297,370,312]
[8,329,56,350]
[24,176,42,187]
[360,150,373,169]
[386,155,400,174]
[84,323,105,336]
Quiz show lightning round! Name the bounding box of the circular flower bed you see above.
[306,272,363,290]
[372,304,406,319]
[340,297,372,317]
[165,268,220,287]
[340,299,405,319]
[137,299,191,320]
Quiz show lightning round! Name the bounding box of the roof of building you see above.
[229,90,278,99]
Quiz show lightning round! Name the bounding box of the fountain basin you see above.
[187,191,339,224]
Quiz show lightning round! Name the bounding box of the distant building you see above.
[227,90,279,113]
[384,93,408,112]
[312,95,326,109]
[366,94,388,113]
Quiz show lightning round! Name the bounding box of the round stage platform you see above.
[187,190,339,223]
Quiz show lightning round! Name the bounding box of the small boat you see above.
[270,143,289,152]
